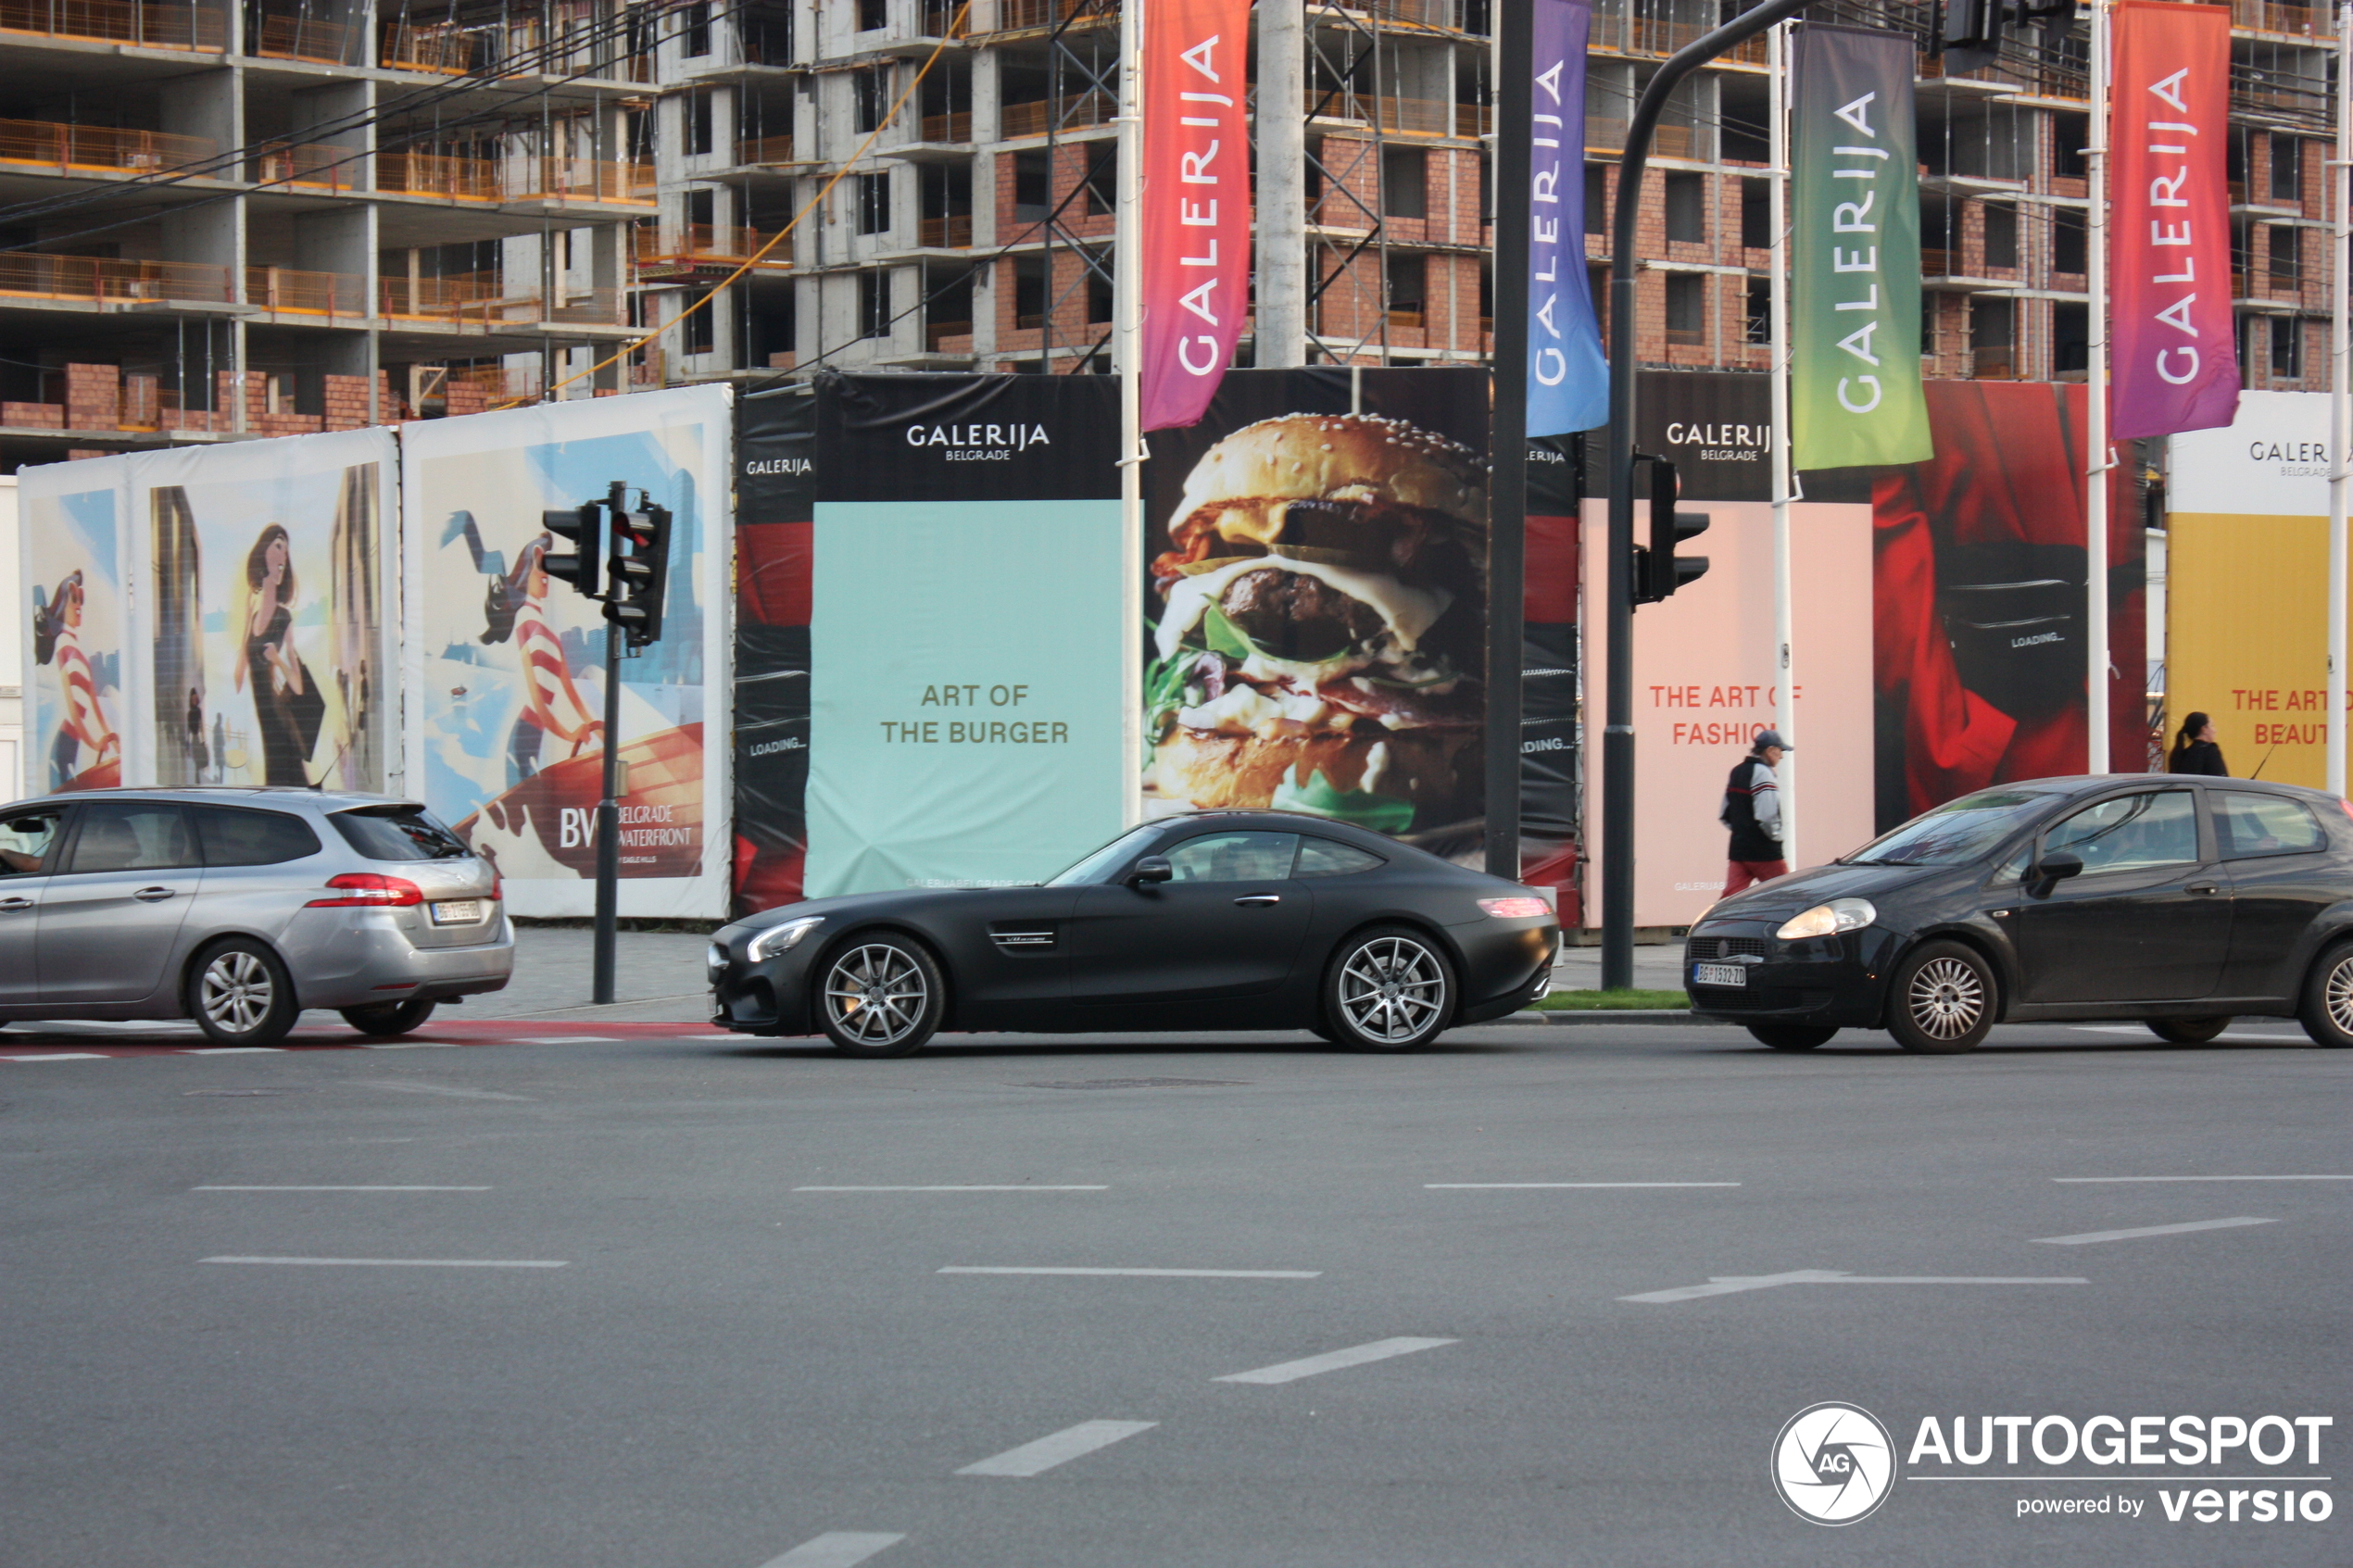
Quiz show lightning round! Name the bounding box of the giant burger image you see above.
[1146,412,1487,832]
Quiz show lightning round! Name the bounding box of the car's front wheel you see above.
[1748,1023,1838,1051]
[2297,940,2353,1047]
[1885,940,1994,1054]
[186,939,300,1047]
[1324,926,1454,1052]
[2148,1016,2231,1045]
[816,935,945,1057]
[340,998,438,1037]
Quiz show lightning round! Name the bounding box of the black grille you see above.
[1687,936,1768,963]
[1689,985,1833,1012]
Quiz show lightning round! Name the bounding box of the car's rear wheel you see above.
[186,938,299,1047]
[339,998,438,1037]
[2147,1016,2232,1045]
[1748,1023,1838,1051]
[1324,926,1454,1052]
[817,935,944,1058]
[2297,940,2353,1047]
[1885,940,1994,1054]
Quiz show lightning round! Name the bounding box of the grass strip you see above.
[1533,988,1692,1012]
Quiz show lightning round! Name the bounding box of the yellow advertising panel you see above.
[2166,511,2341,788]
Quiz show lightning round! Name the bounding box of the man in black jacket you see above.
[1722,730,1792,897]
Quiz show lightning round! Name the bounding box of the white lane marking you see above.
[1214,1336,1456,1386]
[756,1534,907,1568]
[2055,1174,2353,1183]
[517,1035,611,1044]
[1426,1181,1739,1189]
[350,1079,533,1102]
[3,1053,109,1062]
[796,1185,1109,1192]
[954,1420,1157,1477]
[182,1047,285,1055]
[361,1042,460,1049]
[2071,1024,2306,1042]
[2031,1216,2278,1246]
[192,1185,492,1192]
[939,1266,1320,1278]
[1622,1271,2088,1304]
[200,1256,567,1268]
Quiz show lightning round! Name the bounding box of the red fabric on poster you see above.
[736,521,812,626]
[1872,383,2144,820]
[2109,0,2239,439]
[1139,0,1252,431]
[1526,513,1580,622]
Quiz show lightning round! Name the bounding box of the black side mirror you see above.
[1127,856,1173,887]
[2028,849,2084,897]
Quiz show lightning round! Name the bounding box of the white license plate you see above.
[429,899,485,926]
[1692,962,1748,988]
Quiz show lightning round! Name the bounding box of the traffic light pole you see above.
[592,621,623,1006]
[1601,0,1814,991]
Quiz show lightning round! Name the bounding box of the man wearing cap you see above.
[1719,730,1793,897]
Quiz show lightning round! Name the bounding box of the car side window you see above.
[1294,838,1385,878]
[0,809,65,877]
[2211,792,2326,860]
[63,801,196,874]
[1164,832,1301,883]
[2041,791,2198,875]
[192,806,322,868]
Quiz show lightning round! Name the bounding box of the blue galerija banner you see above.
[1526,0,1607,437]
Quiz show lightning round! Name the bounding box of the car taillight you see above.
[308,873,426,908]
[489,872,503,903]
[1478,897,1551,920]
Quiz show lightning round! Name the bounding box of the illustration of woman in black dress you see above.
[234,524,323,785]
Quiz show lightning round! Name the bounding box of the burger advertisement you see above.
[1142,368,1493,858]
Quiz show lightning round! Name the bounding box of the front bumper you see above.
[708,935,824,1035]
[1681,922,1896,1028]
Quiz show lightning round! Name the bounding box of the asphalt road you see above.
[2,1019,2346,1567]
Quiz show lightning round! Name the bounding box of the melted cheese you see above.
[1176,683,1332,735]
[1155,556,1453,664]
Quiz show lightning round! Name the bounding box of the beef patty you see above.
[1218,568,1386,662]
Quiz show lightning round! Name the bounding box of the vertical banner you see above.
[1141,368,1491,859]
[807,376,1126,897]
[1139,0,1251,431]
[732,388,816,917]
[18,458,132,793]
[401,385,732,919]
[1791,25,1932,470]
[1524,0,1608,437]
[2110,0,2239,440]
[127,430,398,796]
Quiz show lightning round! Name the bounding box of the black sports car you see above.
[1686,773,2353,1053]
[708,810,1560,1055]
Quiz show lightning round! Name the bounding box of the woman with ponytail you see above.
[2167,711,2229,776]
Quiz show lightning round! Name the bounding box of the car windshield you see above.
[1044,824,1162,885]
[1841,788,2061,867]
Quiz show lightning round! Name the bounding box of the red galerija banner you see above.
[1139,0,1252,431]
[2109,0,2239,440]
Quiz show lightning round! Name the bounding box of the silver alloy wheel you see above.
[823,944,928,1047]
[1906,955,1985,1042]
[2325,954,2353,1036]
[1339,935,1446,1044]
[199,950,275,1035]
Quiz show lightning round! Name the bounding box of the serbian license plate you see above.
[1692,962,1748,988]
[429,899,485,926]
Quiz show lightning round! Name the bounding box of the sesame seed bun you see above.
[1168,413,1488,546]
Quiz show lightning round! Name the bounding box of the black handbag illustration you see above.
[1935,541,2086,721]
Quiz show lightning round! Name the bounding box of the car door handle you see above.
[1233,893,1282,907]
[132,886,177,902]
[0,897,31,912]
[2186,884,2221,896]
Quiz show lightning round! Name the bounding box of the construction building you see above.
[0,0,2336,472]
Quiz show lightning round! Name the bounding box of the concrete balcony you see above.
[0,118,214,179]
[0,0,227,52]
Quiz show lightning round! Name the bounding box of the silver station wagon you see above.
[0,788,511,1046]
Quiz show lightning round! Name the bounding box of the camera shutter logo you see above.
[1772,1402,1898,1524]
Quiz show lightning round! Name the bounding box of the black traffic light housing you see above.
[1631,454,1709,605]
[605,491,672,650]
[540,499,606,598]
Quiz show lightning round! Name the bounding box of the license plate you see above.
[429,899,485,926]
[1692,962,1748,988]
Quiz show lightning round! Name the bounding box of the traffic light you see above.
[540,500,605,598]
[604,492,672,650]
[1632,455,1709,605]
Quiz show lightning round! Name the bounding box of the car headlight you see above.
[1775,897,1877,941]
[746,915,825,963]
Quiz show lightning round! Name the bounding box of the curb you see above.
[1504,1010,1724,1027]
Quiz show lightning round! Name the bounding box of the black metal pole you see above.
[592,614,623,1005]
[1602,0,1813,990]
[1486,0,1532,882]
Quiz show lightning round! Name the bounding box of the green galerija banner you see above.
[1791,24,1932,470]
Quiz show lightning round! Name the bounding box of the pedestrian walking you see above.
[2166,710,2229,776]
[1720,730,1793,897]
